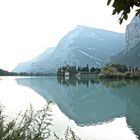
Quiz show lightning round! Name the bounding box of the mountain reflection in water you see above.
[16,77,140,138]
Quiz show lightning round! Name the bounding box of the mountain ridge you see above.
[14,25,125,73]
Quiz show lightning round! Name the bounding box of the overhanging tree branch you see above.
[107,0,140,24]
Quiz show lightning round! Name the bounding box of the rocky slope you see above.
[110,16,140,67]
[14,26,125,73]
[110,41,140,67]
[125,16,140,50]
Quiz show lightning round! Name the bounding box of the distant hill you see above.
[14,25,125,73]
[0,68,17,76]
[13,47,55,72]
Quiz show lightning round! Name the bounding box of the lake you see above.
[0,76,140,140]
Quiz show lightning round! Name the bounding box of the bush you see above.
[0,103,52,140]
[0,103,80,140]
[54,127,81,140]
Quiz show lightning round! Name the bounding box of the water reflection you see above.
[57,77,99,88]
[16,77,140,138]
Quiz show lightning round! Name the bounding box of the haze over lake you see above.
[0,76,140,140]
[0,0,140,139]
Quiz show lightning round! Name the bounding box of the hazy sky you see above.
[0,0,135,71]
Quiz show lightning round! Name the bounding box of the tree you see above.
[77,66,81,72]
[102,64,127,73]
[86,64,89,72]
[107,0,140,24]
[68,66,78,76]
[90,67,95,72]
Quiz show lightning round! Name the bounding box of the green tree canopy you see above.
[107,0,140,24]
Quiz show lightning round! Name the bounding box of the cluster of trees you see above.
[57,65,77,77]
[102,64,139,73]
[57,64,140,79]
[1,63,140,79]
[77,64,101,74]
[18,72,50,76]
[0,69,17,76]
[57,65,101,77]
[100,64,140,79]
[0,68,53,76]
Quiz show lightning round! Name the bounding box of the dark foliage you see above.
[107,0,140,24]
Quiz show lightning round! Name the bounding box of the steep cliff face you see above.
[125,16,140,50]
[110,16,140,67]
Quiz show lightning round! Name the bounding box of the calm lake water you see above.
[0,76,140,140]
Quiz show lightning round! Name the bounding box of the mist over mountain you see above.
[13,47,55,72]
[14,25,125,73]
[109,16,140,67]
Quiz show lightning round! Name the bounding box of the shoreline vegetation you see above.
[0,103,80,140]
[1,64,140,80]
[57,64,140,80]
[0,69,55,77]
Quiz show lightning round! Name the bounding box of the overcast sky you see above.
[0,0,135,71]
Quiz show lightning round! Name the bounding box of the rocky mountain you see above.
[14,25,125,73]
[110,16,140,67]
